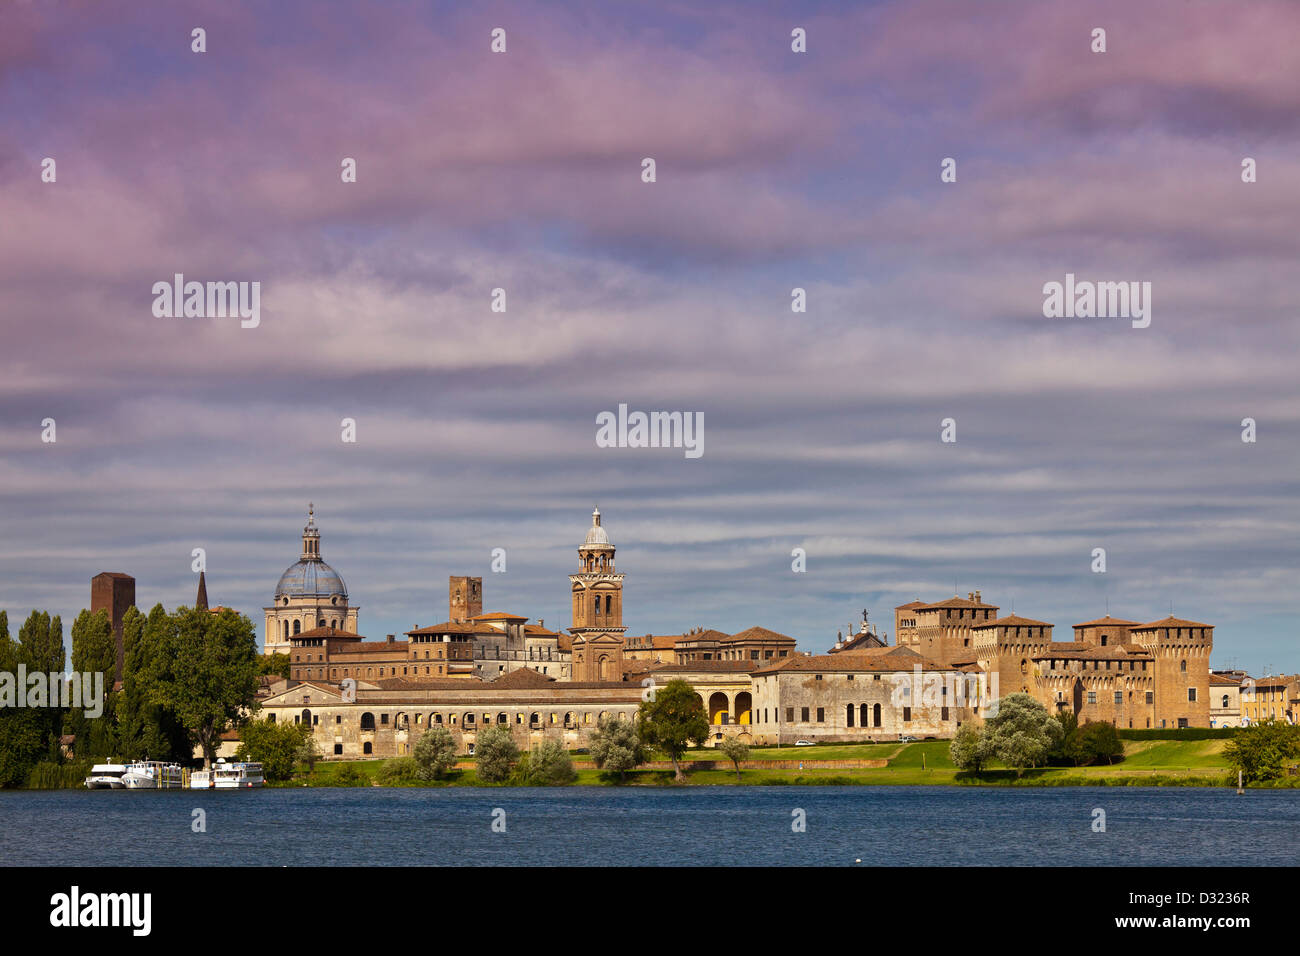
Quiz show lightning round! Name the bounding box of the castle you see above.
[255,506,1217,757]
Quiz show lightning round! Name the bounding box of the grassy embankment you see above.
[282,738,1266,788]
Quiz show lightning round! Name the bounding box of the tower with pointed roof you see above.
[263,505,358,656]
[569,507,626,681]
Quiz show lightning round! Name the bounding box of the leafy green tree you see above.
[637,679,709,781]
[0,611,47,788]
[298,729,320,773]
[949,722,990,773]
[589,715,645,782]
[236,719,308,782]
[147,607,259,768]
[1224,720,1300,784]
[475,723,520,783]
[1048,710,1083,765]
[1079,720,1123,765]
[118,604,190,761]
[983,692,1062,777]
[67,609,117,758]
[717,737,749,781]
[14,611,66,764]
[413,725,457,780]
[518,739,577,786]
[258,653,290,680]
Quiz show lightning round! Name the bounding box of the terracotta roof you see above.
[293,626,364,640]
[523,624,561,637]
[640,660,759,675]
[919,595,997,610]
[727,625,797,644]
[1249,675,1297,689]
[672,629,732,645]
[1130,616,1212,630]
[370,677,488,691]
[407,621,491,636]
[1209,673,1243,686]
[489,668,558,689]
[1073,615,1139,628]
[470,612,529,622]
[752,645,959,675]
[971,614,1052,629]
[895,600,927,610]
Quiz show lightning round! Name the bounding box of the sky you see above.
[0,0,1296,674]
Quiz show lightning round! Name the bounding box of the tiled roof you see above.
[1073,615,1139,628]
[727,626,798,644]
[972,614,1052,629]
[919,595,998,610]
[1130,616,1212,630]
[406,621,491,635]
[895,600,927,610]
[753,645,958,675]
[328,640,409,655]
[470,611,529,622]
[489,668,558,689]
[1032,643,1151,661]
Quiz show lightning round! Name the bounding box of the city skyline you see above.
[1,1,1296,673]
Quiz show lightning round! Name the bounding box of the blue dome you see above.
[276,559,348,599]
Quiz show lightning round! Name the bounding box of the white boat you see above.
[84,763,128,789]
[189,759,264,789]
[122,761,184,789]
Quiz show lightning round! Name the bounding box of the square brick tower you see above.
[91,572,136,681]
[449,576,482,623]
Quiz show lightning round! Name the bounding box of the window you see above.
[785,707,794,722]
[1087,692,1097,704]
[1146,692,1154,704]
[1180,659,1187,672]
[816,707,824,722]
[1188,688,1197,702]
[902,707,911,722]
[1114,692,1122,705]
[800,707,810,722]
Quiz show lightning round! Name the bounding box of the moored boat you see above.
[189,758,264,789]
[84,763,128,789]
[122,760,184,789]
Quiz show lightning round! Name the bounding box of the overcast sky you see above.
[1,0,1296,674]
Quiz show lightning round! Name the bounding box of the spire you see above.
[195,571,208,611]
[301,503,321,560]
[593,506,601,527]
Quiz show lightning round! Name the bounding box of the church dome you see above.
[275,504,349,599]
[582,507,613,549]
[276,559,348,599]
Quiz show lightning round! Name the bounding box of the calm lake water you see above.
[1,786,1294,866]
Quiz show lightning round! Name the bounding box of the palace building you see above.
[252,507,1221,759]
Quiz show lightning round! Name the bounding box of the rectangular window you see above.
[1114,692,1122,705]
[1188,688,1197,702]
[941,707,949,721]
[816,707,824,722]
[903,707,911,722]
[786,707,794,722]
[1087,692,1097,704]
[1146,691,1154,704]
[801,707,809,722]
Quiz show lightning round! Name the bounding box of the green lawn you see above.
[282,738,1245,788]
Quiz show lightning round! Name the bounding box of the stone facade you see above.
[91,571,135,681]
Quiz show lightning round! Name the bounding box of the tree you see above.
[413,725,457,780]
[589,715,645,782]
[521,739,577,786]
[237,719,308,782]
[1048,710,1084,766]
[118,604,190,762]
[949,722,990,773]
[0,611,47,788]
[475,724,520,783]
[258,653,290,680]
[15,611,66,764]
[1079,720,1123,765]
[1224,720,1300,784]
[67,609,117,759]
[298,728,320,773]
[717,737,749,781]
[983,693,1062,777]
[638,679,709,781]
[147,607,260,768]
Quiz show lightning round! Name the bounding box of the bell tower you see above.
[569,508,625,681]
